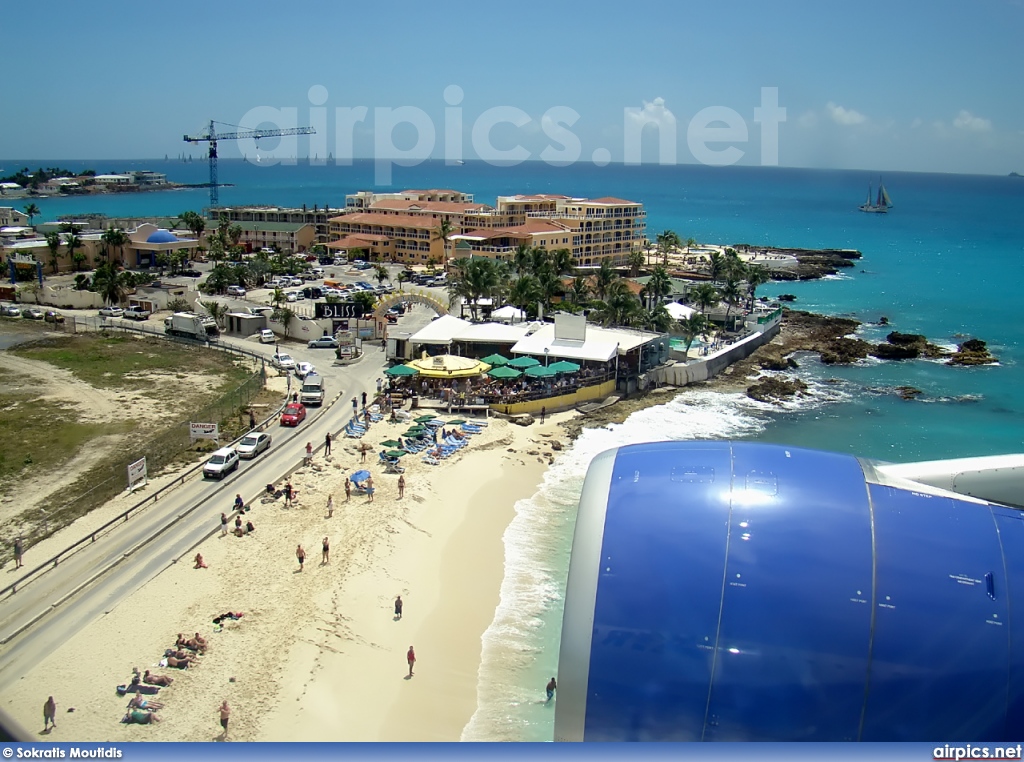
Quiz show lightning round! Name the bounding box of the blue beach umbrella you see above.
[350,469,370,482]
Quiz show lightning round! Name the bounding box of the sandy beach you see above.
[1,409,570,742]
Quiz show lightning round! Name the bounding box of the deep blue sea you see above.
[6,158,1024,740]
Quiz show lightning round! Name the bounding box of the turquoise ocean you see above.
[8,158,1024,740]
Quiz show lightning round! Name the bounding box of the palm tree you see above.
[643,239,655,267]
[432,218,454,273]
[374,264,389,286]
[23,203,40,227]
[656,230,680,266]
[45,231,62,274]
[65,233,83,271]
[644,304,674,333]
[508,274,542,317]
[677,313,710,355]
[550,247,576,277]
[591,279,642,327]
[101,228,128,265]
[178,210,206,242]
[628,249,645,278]
[646,265,673,309]
[720,278,743,326]
[707,251,726,284]
[201,300,230,328]
[228,224,243,247]
[570,275,591,305]
[271,287,286,308]
[448,257,505,321]
[594,260,617,301]
[686,237,696,253]
[745,264,770,309]
[271,306,297,338]
[513,244,533,276]
[94,265,128,306]
[690,283,719,315]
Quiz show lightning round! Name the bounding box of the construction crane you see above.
[183,120,316,208]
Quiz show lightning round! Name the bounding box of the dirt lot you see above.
[0,328,274,552]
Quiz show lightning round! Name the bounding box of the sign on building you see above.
[128,457,147,491]
[190,422,220,441]
[315,302,367,319]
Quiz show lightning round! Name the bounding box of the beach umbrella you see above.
[525,364,558,378]
[548,360,581,373]
[446,419,466,425]
[404,428,426,437]
[384,364,419,377]
[350,469,370,482]
[414,415,436,423]
[480,353,510,366]
[507,356,541,369]
[380,440,402,448]
[487,365,523,379]
[386,450,407,458]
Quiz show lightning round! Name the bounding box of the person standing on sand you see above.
[304,441,313,466]
[324,432,332,456]
[327,494,334,518]
[43,696,56,731]
[366,475,374,503]
[407,645,416,677]
[322,536,330,564]
[394,595,403,620]
[541,406,546,423]
[398,474,405,499]
[14,536,24,568]
[344,478,351,502]
[352,397,358,414]
[220,513,228,537]
[296,544,306,572]
[546,677,557,701]
[361,391,368,408]
[218,700,230,740]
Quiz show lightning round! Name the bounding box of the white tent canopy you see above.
[490,305,527,323]
[454,322,530,343]
[408,314,471,345]
[664,302,696,320]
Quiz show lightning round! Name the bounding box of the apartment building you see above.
[210,205,338,243]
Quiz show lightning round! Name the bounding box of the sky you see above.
[2,0,1023,174]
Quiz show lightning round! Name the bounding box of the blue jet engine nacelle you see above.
[555,441,1024,741]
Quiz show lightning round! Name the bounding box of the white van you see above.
[259,329,275,343]
[299,374,325,406]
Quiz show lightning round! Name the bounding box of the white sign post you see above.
[190,422,220,441]
[128,457,147,492]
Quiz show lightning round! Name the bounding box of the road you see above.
[0,301,416,692]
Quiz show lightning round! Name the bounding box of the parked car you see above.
[294,361,316,379]
[287,276,305,287]
[333,257,348,266]
[21,307,44,320]
[308,335,339,349]
[302,286,324,299]
[44,310,65,324]
[259,329,276,343]
[309,268,325,278]
[385,313,397,324]
[235,432,272,459]
[203,447,240,479]
[180,268,203,278]
[226,285,247,297]
[249,306,273,316]
[280,402,307,426]
[98,306,124,318]
[271,353,296,370]
[123,306,152,321]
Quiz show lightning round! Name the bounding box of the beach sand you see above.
[2,411,570,742]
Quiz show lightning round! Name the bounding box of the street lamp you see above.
[544,347,549,367]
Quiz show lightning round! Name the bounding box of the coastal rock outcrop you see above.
[820,338,871,365]
[870,331,951,361]
[746,377,808,403]
[759,356,799,371]
[948,339,997,366]
[895,386,923,400]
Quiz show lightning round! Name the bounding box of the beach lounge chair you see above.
[421,456,440,466]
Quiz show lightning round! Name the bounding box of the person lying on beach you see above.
[124,709,161,724]
[128,694,164,711]
[194,632,209,651]
[212,612,243,625]
[167,648,199,661]
[166,656,193,669]
[175,636,204,654]
[194,553,208,569]
[143,670,173,686]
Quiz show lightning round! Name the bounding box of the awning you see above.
[385,364,419,377]
[406,354,491,378]
[525,364,558,378]
[480,353,510,366]
[548,360,581,373]
[507,356,541,369]
[487,365,523,379]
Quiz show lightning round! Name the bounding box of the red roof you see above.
[370,199,491,213]
[326,234,390,249]
[333,212,441,230]
[585,197,640,205]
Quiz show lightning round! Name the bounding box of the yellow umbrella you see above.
[406,354,491,378]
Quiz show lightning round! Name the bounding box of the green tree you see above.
[644,304,674,333]
[100,227,128,264]
[720,278,743,325]
[628,249,645,278]
[45,231,62,274]
[432,218,454,273]
[569,275,591,305]
[707,251,726,284]
[23,203,40,226]
[513,244,533,276]
[202,263,233,293]
[351,291,376,315]
[201,299,230,328]
[745,264,770,309]
[228,224,243,247]
[448,257,506,321]
[656,230,681,266]
[677,313,711,355]
[550,247,576,277]
[374,264,390,286]
[591,279,642,328]
[593,259,617,301]
[178,210,206,242]
[73,274,90,291]
[646,265,673,310]
[271,306,297,338]
[690,283,719,315]
[93,264,128,306]
[63,230,84,271]
[271,287,286,308]
[507,274,542,317]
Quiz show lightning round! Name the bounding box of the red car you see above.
[280,402,307,426]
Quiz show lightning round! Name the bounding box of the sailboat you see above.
[859,179,893,213]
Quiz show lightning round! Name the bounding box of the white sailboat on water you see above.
[859,179,893,213]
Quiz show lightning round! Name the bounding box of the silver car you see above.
[235,432,272,459]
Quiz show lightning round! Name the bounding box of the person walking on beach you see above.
[394,595,403,620]
[546,677,557,701]
[220,513,228,537]
[327,494,334,518]
[366,475,375,503]
[304,441,313,466]
[344,478,351,502]
[324,432,332,456]
[407,645,416,677]
[322,536,330,564]
[398,474,406,499]
[352,397,358,414]
[218,700,230,740]
[13,536,24,568]
[43,696,56,731]
[296,544,306,572]
[360,444,368,463]
[284,483,294,507]
[361,391,368,409]
[541,406,546,424]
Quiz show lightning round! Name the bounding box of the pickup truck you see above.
[124,306,152,320]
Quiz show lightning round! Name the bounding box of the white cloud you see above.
[627,97,676,128]
[798,110,818,128]
[910,117,922,129]
[952,110,992,132]
[826,102,867,126]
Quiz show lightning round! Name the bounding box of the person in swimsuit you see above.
[218,700,231,739]
[407,645,416,677]
[546,677,557,701]
[322,536,330,564]
[394,595,403,620]
[296,544,306,571]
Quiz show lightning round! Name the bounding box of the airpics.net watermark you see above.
[234,86,787,185]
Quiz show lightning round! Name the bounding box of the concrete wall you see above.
[267,314,332,342]
[643,321,781,389]
[490,379,616,416]
[35,285,104,309]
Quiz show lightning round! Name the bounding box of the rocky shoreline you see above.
[562,309,997,437]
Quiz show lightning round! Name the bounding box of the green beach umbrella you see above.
[480,353,510,367]
[404,428,425,436]
[507,356,540,369]
[380,440,401,448]
[414,415,436,423]
[446,419,466,425]
[487,365,523,379]
[548,360,581,373]
[386,450,407,458]
[525,364,557,378]
[385,364,419,377]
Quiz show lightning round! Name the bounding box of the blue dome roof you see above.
[146,229,178,244]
